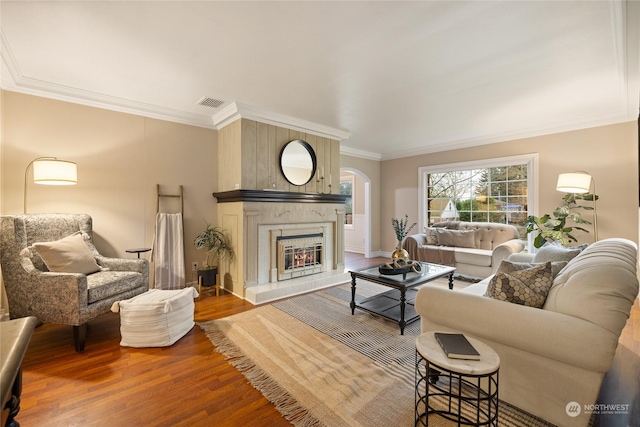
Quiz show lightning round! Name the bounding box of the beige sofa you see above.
[415,238,639,427]
[404,221,525,278]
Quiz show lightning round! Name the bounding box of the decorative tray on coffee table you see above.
[378,259,422,280]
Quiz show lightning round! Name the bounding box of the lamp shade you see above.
[556,172,591,194]
[33,159,77,185]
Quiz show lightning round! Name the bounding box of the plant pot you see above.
[197,267,218,287]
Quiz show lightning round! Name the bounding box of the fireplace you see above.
[214,190,349,304]
[277,233,323,281]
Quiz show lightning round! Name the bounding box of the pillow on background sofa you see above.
[435,228,476,248]
[532,241,588,263]
[423,227,438,245]
[33,232,101,274]
[485,262,553,308]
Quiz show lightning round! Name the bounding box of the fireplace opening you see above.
[277,233,323,281]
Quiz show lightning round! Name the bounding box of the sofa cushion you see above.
[543,239,639,334]
[435,228,476,248]
[498,259,568,278]
[532,241,587,263]
[32,232,100,275]
[485,262,553,308]
[454,248,492,267]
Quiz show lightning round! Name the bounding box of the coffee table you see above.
[349,262,456,334]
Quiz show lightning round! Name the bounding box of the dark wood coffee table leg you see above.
[399,288,406,335]
[448,272,454,290]
[350,273,356,315]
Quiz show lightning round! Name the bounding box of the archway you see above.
[340,167,372,258]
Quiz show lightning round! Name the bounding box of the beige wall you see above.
[380,121,639,252]
[1,90,218,287]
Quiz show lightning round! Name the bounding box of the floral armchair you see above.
[0,214,149,352]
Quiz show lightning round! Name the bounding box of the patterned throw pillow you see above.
[485,262,553,308]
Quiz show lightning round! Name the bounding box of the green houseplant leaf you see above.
[194,222,234,269]
[525,192,597,248]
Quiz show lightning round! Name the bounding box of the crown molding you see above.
[379,109,634,161]
[212,101,351,141]
[339,145,382,161]
[1,30,217,129]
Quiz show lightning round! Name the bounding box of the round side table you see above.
[415,331,500,427]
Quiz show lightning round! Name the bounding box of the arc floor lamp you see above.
[24,157,78,213]
[556,171,598,241]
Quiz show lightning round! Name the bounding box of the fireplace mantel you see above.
[213,190,348,204]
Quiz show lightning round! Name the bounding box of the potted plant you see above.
[194,222,234,287]
[391,214,416,260]
[525,192,598,248]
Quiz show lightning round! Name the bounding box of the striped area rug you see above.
[199,282,554,427]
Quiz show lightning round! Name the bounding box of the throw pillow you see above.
[532,241,587,263]
[33,232,101,275]
[498,260,568,278]
[485,262,553,308]
[424,227,438,245]
[435,228,476,248]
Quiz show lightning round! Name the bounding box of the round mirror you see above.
[279,140,317,186]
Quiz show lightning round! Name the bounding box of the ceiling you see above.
[2,1,639,160]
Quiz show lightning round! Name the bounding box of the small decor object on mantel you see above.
[391,214,416,261]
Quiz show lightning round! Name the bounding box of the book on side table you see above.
[434,332,481,360]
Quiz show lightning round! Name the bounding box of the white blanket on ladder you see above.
[153,212,185,290]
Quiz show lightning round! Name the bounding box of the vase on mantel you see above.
[391,239,409,261]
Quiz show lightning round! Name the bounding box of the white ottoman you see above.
[111,287,199,347]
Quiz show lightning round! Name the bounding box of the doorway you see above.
[340,168,371,258]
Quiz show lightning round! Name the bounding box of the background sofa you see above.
[404,221,525,278]
[0,214,149,352]
[415,238,639,427]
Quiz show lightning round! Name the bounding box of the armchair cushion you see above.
[32,232,100,275]
[87,271,145,304]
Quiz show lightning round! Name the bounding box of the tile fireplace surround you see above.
[214,190,350,304]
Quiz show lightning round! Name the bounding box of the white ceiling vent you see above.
[196,97,225,108]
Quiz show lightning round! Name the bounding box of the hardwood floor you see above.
[14,253,640,426]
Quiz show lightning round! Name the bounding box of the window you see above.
[340,175,354,227]
[418,154,537,239]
